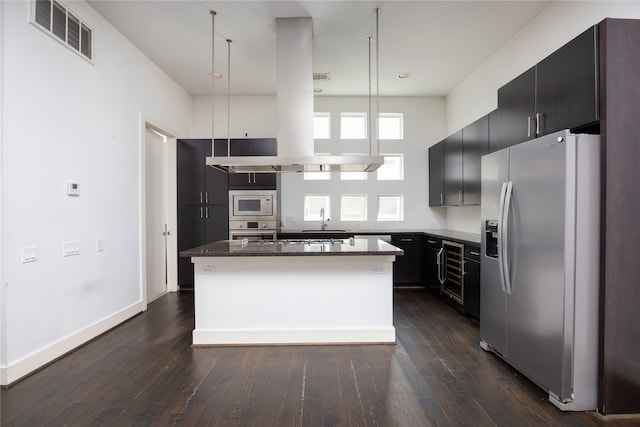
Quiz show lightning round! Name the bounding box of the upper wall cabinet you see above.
[428,140,445,207]
[496,26,598,150]
[461,115,489,205]
[177,139,229,206]
[214,138,278,189]
[428,116,488,207]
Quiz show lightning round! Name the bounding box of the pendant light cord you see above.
[368,36,372,156]
[210,11,216,156]
[375,8,380,157]
[227,39,232,157]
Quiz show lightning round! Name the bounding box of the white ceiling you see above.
[87,1,551,97]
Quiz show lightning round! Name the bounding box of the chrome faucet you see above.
[320,208,329,231]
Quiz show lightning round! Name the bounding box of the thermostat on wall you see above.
[67,182,79,196]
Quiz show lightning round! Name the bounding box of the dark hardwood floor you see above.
[1,289,637,426]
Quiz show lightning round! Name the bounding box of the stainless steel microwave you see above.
[229,190,277,221]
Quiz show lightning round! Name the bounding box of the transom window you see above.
[340,195,367,221]
[313,113,331,139]
[376,154,404,181]
[377,195,404,221]
[304,195,331,221]
[378,113,404,140]
[340,113,367,140]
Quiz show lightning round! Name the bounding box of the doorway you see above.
[144,125,170,302]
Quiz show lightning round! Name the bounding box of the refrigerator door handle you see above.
[502,181,514,295]
[497,182,508,294]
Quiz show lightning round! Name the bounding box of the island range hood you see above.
[207,15,384,173]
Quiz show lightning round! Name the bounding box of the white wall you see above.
[0,1,192,384]
[444,0,640,234]
[191,95,277,138]
[280,96,447,231]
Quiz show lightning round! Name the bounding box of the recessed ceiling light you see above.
[397,73,410,79]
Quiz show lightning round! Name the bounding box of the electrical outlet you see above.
[63,241,80,257]
[371,265,385,274]
[202,264,215,274]
[22,246,37,263]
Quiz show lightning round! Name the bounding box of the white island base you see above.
[191,255,396,346]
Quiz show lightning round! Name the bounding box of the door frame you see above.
[139,114,178,309]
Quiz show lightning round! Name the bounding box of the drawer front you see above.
[464,245,481,262]
[424,235,442,249]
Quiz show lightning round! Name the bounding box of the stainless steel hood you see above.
[207,16,384,173]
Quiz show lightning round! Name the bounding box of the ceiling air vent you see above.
[313,73,331,81]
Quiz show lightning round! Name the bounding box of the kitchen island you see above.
[181,237,403,346]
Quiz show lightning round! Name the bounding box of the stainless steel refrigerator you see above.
[480,129,600,411]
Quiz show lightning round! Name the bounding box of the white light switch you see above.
[96,238,104,252]
[202,264,215,274]
[63,241,80,257]
[22,246,37,263]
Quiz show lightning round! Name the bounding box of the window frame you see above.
[377,195,404,221]
[340,194,368,221]
[378,113,404,140]
[340,112,368,140]
[304,195,331,221]
[376,154,404,181]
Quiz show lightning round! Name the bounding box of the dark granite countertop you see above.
[278,229,481,245]
[181,237,404,258]
[422,229,481,246]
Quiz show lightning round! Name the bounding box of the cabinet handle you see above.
[200,192,203,203]
[205,207,209,218]
[200,207,203,218]
[401,238,412,242]
[205,192,209,203]
[253,173,257,184]
[247,174,251,184]
[527,116,531,138]
[458,190,463,204]
[470,251,480,256]
[427,240,438,244]
[535,112,541,135]
[440,193,444,204]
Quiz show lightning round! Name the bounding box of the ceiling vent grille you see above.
[313,73,331,81]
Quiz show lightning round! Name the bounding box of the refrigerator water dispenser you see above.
[485,220,498,258]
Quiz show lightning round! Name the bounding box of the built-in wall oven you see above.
[228,190,277,240]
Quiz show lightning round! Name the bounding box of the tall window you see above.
[33,0,93,60]
[304,195,330,221]
[340,113,367,139]
[313,113,331,139]
[340,195,367,221]
[377,195,404,221]
[377,154,404,181]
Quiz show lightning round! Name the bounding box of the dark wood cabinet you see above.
[463,244,480,321]
[429,118,487,207]
[497,67,536,149]
[424,236,442,293]
[428,141,445,206]
[177,139,230,289]
[536,26,598,135]
[443,130,463,206]
[391,234,424,286]
[214,138,277,189]
[461,115,489,205]
[488,109,499,153]
[497,26,598,149]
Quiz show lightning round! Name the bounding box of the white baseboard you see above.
[0,300,145,386]
[192,327,396,346]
